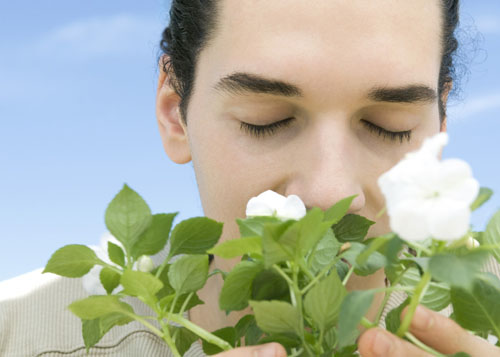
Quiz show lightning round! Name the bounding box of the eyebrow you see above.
[213,71,437,104]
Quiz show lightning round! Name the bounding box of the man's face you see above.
[171,0,444,243]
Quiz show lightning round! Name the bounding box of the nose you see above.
[282,118,365,214]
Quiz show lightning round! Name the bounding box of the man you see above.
[156,0,500,356]
[1,1,499,356]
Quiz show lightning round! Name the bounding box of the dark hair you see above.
[160,0,461,125]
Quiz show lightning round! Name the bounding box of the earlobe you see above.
[156,58,192,164]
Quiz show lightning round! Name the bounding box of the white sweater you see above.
[1,258,499,356]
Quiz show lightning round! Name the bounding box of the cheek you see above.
[188,125,287,228]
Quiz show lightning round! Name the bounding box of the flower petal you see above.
[428,199,470,241]
[388,199,432,242]
[437,159,480,204]
[419,132,449,158]
[246,196,276,217]
[278,195,307,220]
[246,190,287,217]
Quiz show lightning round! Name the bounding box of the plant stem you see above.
[160,319,182,357]
[124,312,164,338]
[396,270,431,337]
[179,292,194,315]
[167,313,233,352]
[155,259,169,279]
[272,264,295,286]
[360,317,376,329]
[300,258,339,295]
[405,332,445,356]
[342,265,355,286]
[291,263,314,357]
[406,241,432,256]
[299,259,315,281]
[289,348,304,357]
[374,266,411,326]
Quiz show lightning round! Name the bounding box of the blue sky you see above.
[1,1,499,281]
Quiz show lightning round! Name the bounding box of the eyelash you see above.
[360,120,412,143]
[240,118,413,143]
[240,117,295,138]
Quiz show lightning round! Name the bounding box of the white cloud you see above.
[448,92,500,122]
[475,15,500,35]
[36,13,162,59]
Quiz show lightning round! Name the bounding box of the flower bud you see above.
[466,236,480,249]
[340,242,351,253]
[137,255,154,272]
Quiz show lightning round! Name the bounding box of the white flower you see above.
[136,255,154,272]
[378,132,480,242]
[246,190,306,220]
[82,232,124,295]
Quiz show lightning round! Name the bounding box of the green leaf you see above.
[159,292,204,313]
[107,242,125,267]
[337,290,375,348]
[202,327,236,355]
[356,234,394,266]
[251,268,289,301]
[155,264,174,299]
[236,216,281,237]
[245,318,263,346]
[483,209,500,264]
[69,295,134,320]
[304,272,347,332]
[309,229,342,274]
[261,220,296,267]
[280,208,331,258]
[171,326,199,355]
[235,315,255,342]
[258,334,301,349]
[385,298,410,334]
[43,244,101,278]
[120,270,163,304]
[470,187,493,211]
[131,213,177,259]
[250,300,300,336]
[207,236,262,259]
[335,260,350,281]
[322,327,337,352]
[261,209,330,266]
[99,267,121,295]
[323,195,357,224]
[168,217,223,258]
[429,250,489,290]
[400,268,450,311]
[82,311,134,352]
[82,319,101,352]
[451,272,500,336]
[332,214,375,243]
[341,242,387,276]
[104,184,152,251]
[219,260,263,311]
[233,314,263,347]
[100,311,133,332]
[168,255,209,294]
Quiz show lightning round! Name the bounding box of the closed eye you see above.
[239,117,295,138]
[361,119,412,143]
[239,117,412,144]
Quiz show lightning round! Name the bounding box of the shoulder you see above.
[0,269,196,356]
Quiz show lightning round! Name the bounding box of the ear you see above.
[156,55,191,164]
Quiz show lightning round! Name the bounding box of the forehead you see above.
[197,0,443,106]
